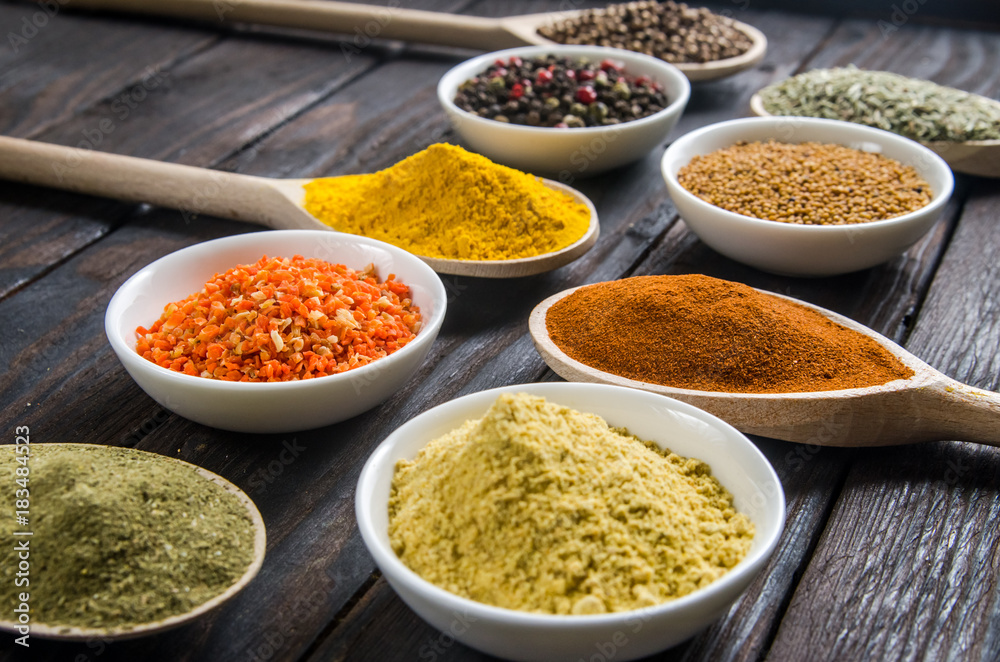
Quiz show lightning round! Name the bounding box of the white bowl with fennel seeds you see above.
[438,45,690,178]
[749,66,1000,178]
[660,116,954,277]
[356,382,785,662]
[0,443,266,641]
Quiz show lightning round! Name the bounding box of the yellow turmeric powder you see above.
[303,144,591,261]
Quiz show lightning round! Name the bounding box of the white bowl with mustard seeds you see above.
[661,116,954,277]
[438,45,690,179]
[356,382,785,662]
[105,230,447,434]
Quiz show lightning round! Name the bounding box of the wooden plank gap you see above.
[19,33,225,142]
[222,61,389,167]
[891,177,971,348]
[788,18,846,76]
[758,452,857,660]
[297,569,384,662]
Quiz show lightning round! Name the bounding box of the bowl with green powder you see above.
[356,383,784,662]
[0,443,265,640]
[751,66,1000,178]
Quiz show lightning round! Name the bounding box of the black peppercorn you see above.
[538,1,753,65]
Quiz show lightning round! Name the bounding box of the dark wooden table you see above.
[1,1,998,660]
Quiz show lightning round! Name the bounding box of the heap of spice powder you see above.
[303,144,591,261]
[538,1,753,64]
[676,140,932,225]
[389,392,754,614]
[136,255,421,382]
[757,66,1000,143]
[545,275,914,394]
[0,444,257,630]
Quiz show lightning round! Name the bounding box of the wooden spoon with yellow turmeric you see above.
[0,136,598,278]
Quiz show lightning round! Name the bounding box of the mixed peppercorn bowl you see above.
[438,45,690,178]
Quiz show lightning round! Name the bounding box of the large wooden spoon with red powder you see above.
[530,284,1000,447]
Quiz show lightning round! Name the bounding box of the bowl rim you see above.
[437,44,692,137]
[660,115,955,233]
[355,381,785,627]
[105,229,448,392]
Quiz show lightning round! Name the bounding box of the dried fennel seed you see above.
[388,393,754,615]
[0,444,257,630]
[758,66,1000,143]
[677,140,932,225]
[538,1,753,65]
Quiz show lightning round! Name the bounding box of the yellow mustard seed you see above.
[677,140,933,225]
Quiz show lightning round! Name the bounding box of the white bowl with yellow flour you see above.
[356,382,784,662]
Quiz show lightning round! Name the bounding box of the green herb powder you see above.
[1,444,257,631]
[758,65,1000,143]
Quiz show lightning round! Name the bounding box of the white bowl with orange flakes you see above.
[661,116,954,276]
[105,230,447,433]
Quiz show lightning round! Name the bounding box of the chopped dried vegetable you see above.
[135,255,422,382]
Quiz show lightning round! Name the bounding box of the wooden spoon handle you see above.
[64,0,524,51]
[909,377,1000,447]
[0,135,289,225]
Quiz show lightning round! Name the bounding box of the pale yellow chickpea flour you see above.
[388,393,754,615]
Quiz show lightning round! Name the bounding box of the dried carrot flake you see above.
[135,255,423,382]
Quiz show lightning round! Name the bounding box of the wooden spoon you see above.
[63,0,767,82]
[749,93,1000,179]
[0,135,599,278]
[529,285,1000,447]
[0,443,266,641]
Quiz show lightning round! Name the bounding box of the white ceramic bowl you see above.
[661,116,955,276]
[105,230,447,433]
[438,45,690,178]
[356,382,785,662]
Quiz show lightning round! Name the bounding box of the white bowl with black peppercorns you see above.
[660,116,954,277]
[438,45,690,179]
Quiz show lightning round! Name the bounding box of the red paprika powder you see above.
[545,274,913,394]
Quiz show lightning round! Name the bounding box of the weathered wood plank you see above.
[762,17,1000,662]
[2,3,998,662]
[0,0,479,302]
[766,184,1000,662]
[0,1,217,138]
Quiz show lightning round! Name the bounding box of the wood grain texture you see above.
[767,185,1000,662]
[0,1,218,138]
[764,20,1000,662]
[1,2,999,662]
